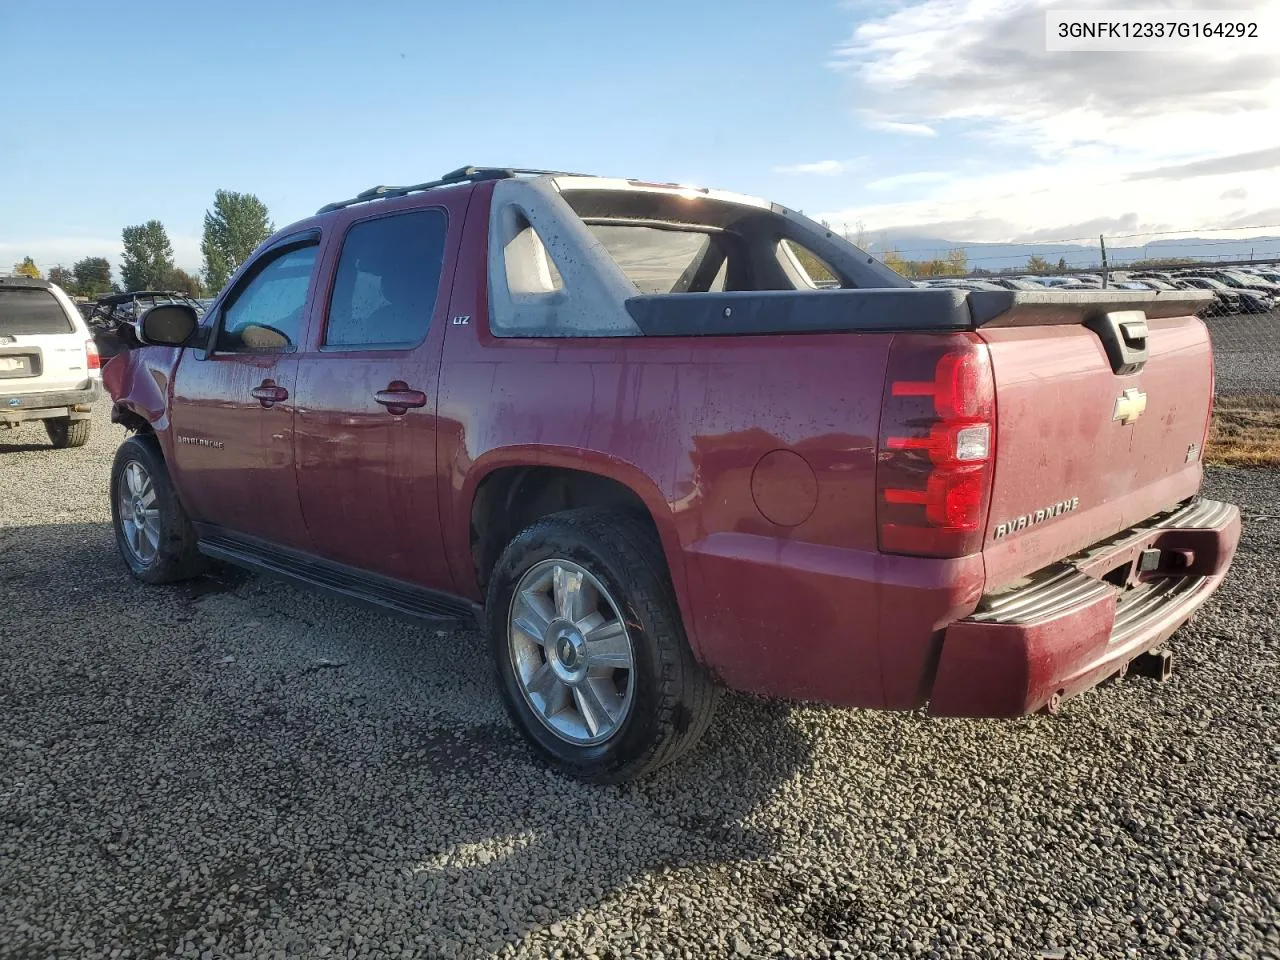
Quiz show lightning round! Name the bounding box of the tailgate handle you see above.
[1085,310,1149,376]
[1119,319,1148,347]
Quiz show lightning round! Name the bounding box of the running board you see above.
[196,530,482,626]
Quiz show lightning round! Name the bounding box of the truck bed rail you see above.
[624,288,1215,337]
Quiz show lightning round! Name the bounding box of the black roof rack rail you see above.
[316,166,591,215]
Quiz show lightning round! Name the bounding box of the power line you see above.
[1110,223,1280,241]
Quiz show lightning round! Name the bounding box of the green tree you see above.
[165,267,204,297]
[201,190,273,294]
[881,247,911,277]
[1057,257,1067,271]
[73,256,114,297]
[12,256,41,278]
[120,221,175,290]
[48,265,74,290]
[1027,254,1051,272]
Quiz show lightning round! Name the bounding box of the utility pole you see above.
[1099,234,1109,288]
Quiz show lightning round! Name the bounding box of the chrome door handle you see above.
[374,381,426,416]
[251,380,289,408]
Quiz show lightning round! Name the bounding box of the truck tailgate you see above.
[978,313,1212,590]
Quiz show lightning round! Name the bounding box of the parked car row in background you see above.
[917,265,1280,317]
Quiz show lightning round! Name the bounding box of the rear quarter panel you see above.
[437,328,893,703]
[435,191,897,704]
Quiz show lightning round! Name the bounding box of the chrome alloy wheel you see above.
[117,460,160,566]
[507,559,636,745]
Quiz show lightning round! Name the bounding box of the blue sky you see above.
[3,0,1277,276]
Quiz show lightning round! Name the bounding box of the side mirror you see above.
[138,304,200,347]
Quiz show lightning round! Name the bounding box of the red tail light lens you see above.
[86,339,101,370]
[877,333,996,557]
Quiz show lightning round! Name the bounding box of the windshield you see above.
[0,287,74,335]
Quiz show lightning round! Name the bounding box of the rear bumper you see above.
[928,498,1241,717]
[1,381,100,425]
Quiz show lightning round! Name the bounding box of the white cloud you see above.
[864,118,937,137]
[1127,146,1280,182]
[819,162,1280,243]
[825,0,1280,238]
[773,160,851,176]
[835,0,1280,159]
[867,171,953,191]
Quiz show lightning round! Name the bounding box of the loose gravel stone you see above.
[1,407,1277,959]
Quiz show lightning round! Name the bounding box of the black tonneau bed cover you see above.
[624,288,1215,337]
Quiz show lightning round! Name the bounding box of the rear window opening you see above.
[585,224,728,294]
[558,186,863,295]
[0,288,75,335]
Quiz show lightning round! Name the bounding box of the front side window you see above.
[325,209,448,348]
[217,243,318,352]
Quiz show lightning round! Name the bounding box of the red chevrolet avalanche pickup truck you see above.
[104,166,1241,782]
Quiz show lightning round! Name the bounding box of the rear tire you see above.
[487,508,719,783]
[45,416,90,448]
[110,436,206,584]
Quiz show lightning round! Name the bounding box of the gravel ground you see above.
[2,406,1277,960]
[1204,309,1280,397]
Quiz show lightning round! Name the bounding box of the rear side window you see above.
[218,244,318,352]
[0,288,74,335]
[325,209,448,348]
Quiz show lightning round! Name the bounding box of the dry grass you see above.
[1205,395,1280,467]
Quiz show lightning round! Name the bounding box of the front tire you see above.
[45,416,91,448]
[487,508,719,783]
[110,436,206,584]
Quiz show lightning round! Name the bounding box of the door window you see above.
[324,209,448,348]
[216,243,318,352]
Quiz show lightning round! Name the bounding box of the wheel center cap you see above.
[558,635,582,668]
[133,498,146,523]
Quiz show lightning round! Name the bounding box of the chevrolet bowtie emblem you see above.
[1112,388,1147,425]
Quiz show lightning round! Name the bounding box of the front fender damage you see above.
[102,346,181,436]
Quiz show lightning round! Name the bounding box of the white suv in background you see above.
[0,276,101,448]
